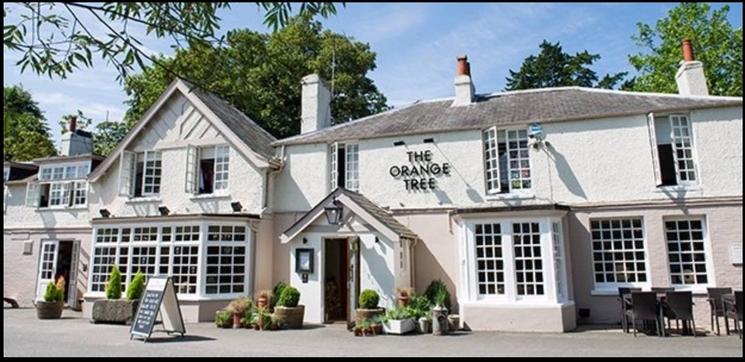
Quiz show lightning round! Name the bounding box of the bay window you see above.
[483,127,532,195]
[329,142,359,192]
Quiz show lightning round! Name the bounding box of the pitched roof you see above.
[280,187,418,243]
[274,87,742,146]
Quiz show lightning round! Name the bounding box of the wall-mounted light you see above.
[302,237,308,245]
[423,138,435,143]
[158,206,170,216]
[324,198,343,225]
[393,140,406,146]
[99,209,111,218]
[231,201,243,212]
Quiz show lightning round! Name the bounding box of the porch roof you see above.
[280,188,419,244]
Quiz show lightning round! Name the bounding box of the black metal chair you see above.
[652,287,676,293]
[618,287,642,333]
[664,291,696,337]
[625,292,663,337]
[707,287,733,335]
[724,291,742,339]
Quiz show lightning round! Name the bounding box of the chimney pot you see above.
[456,55,470,76]
[682,38,695,62]
[69,116,77,133]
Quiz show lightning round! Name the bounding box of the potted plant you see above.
[250,307,274,331]
[256,289,272,310]
[225,298,252,329]
[37,277,65,319]
[355,289,384,324]
[431,289,450,336]
[274,286,305,329]
[214,309,232,328]
[270,281,287,312]
[396,287,413,308]
[406,295,432,333]
[382,306,417,335]
[91,266,140,325]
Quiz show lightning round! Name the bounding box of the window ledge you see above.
[485,192,535,201]
[460,300,573,308]
[653,185,703,194]
[125,196,162,204]
[190,193,231,201]
[36,206,88,212]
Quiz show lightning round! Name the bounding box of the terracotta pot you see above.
[371,324,383,335]
[397,295,410,308]
[257,297,268,309]
[355,308,385,324]
[353,328,363,336]
[36,300,64,319]
[232,313,242,329]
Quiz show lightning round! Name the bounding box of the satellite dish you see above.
[528,122,544,141]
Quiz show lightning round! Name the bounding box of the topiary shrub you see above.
[214,310,232,328]
[43,281,63,302]
[105,265,122,300]
[359,289,380,309]
[277,286,301,307]
[270,281,287,310]
[424,279,451,309]
[127,270,146,301]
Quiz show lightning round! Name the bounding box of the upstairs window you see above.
[648,113,698,187]
[185,145,230,195]
[329,142,359,192]
[483,127,532,194]
[27,163,89,208]
[119,150,161,197]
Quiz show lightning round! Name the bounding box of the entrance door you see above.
[36,240,59,300]
[348,237,360,322]
[324,238,349,322]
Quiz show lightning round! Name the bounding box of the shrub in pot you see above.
[270,281,288,312]
[382,306,416,335]
[91,266,138,325]
[215,309,232,328]
[37,278,65,319]
[225,298,252,329]
[355,289,384,324]
[406,295,432,333]
[256,290,272,310]
[250,307,276,331]
[274,286,305,329]
[431,289,450,336]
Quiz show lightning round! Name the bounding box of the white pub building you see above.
[4,40,742,332]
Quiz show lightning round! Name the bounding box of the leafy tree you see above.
[123,16,387,138]
[3,85,57,161]
[4,3,342,83]
[627,3,742,96]
[505,40,627,90]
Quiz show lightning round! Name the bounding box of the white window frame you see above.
[33,161,90,209]
[213,145,230,192]
[590,217,652,292]
[140,150,162,196]
[663,215,715,292]
[204,224,249,296]
[329,142,360,192]
[482,126,533,196]
[669,114,699,186]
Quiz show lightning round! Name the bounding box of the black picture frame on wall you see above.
[296,248,314,273]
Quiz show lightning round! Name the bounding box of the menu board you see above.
[130,277,185,342]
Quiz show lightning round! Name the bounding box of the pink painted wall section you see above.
[568,202,742,329]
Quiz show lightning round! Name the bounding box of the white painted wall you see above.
[89,92,267,218]
[4,183,91,229]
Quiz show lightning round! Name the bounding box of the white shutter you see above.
[185,145,199,194]
[64,182,74,206]
[25,181,40,207]
[483,127,501,194]
[646,113,663,186]
[119,151,136,197]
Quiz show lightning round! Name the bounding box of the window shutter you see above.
[329,143,338,191]
[185,145,199,194]
[25,181,40,207]
[483,127,501,194]
[119,151,136,196]
[65,182,74,207]
[646,113,663,186]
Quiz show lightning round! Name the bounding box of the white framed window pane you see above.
[474,223,505,296]
[77,164,89,178]
[40,243,57,279]
[73,181,87,206]
[142,151,162,195]
[49,183,65,206]
[213,145,230,191]
[133,227,158,242]
[590,218,647,285]
[205,245,246,295]
[172,245,199,294]
[345,144,359,191]
[505,129,531,190]
[513,222,544,296]
[95,228,119,243]
[665,219,708,285]
[483,127,500,194]
[670,115,697,183]
[90,247,117,292]
[40,168,53,181]
[174,225,200,242]
[329,143,338,190]
[552,222,565,300]
[130,246,157,280]
[52,167,64,180]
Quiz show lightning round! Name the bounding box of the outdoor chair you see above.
[618,287,642,333]
[724,291,742,339]
[707,287,733,335]
[625,292,663,337]
[664,291,696,337]
[652,287,676,293]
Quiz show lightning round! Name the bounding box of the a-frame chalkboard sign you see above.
[130,276,186,342]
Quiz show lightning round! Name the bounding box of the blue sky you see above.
[3,3,742,147]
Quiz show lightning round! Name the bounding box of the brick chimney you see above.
[675,39,709,96]
[300,74,332,134]
[452,55,475,107]
[60,115,93,156]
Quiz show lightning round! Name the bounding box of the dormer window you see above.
[26,163,89,208]
[185,145,230,195]
[119,150,162,197]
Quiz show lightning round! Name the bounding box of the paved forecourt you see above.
[3,309,743,357]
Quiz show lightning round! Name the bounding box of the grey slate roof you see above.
[274,87,742,146]
[187,84,277,160]
[342,188,418,240]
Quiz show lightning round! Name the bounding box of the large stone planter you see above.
[91,299,139,325]
[274,305,305,329]
[36,301,64,319]
[383,318,416,335]
[355,308,384,324]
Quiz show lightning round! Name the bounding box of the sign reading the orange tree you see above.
[130,276,186,342]
[389,150,451,190]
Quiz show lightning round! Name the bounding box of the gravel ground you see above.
[4,308,743,357]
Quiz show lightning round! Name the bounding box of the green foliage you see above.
[43,281,64,302]
[250,307,275,330]
[270,281,288,310]
[225,297,252,315]
[627,3,742,96]
[359,289,380,309]
[92,120,129,156]
[3,85,57,161]
[122,16,388,138]
[126,270,146,301]
[405,295,432,320]
[214,310,232,328]
[424,280,451,309]
[104,265,122,300]
[277,286,301,308]
[382,306,411,322]
[4,3,339,82]
[505,40,627,91]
